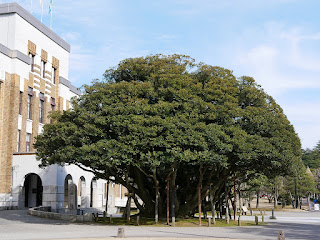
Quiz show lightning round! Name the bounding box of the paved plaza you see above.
[0,210,320,240]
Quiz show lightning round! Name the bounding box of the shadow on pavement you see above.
[0,210,70,225]
[235,222,320,240]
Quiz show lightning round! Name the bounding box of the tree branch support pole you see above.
[171,186,176,227]
[233,177,237,220]
[225,184,229,224]
[155,184,159,224]
[294,178,298,209]
[166,178,170,225]
[274,182,278,208]
[198,186,202,226]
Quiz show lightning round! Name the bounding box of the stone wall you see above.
[28,207,93,222]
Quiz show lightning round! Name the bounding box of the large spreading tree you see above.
[35,54,301,217]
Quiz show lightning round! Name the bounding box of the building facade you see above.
[0,3,127,212]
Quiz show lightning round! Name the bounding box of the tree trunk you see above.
[153,167,159,224]
[238,189,242,214]
[225,185,229,224]
[219,197,223,219]
[209,184,215,223]
[256,191,260,209]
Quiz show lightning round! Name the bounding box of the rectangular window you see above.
[19,91,23,115]
[50,97,55,124]
[26,133,31,152]
[41,60,46,78]
[27,87,33,120]
[17,130,21,152]
[52,67,57,84]
[39,92,44,123]
[29,54,35,72]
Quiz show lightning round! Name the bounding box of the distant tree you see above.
[302,141,320,169]
[246,173,268,208]
[35,54,302,217]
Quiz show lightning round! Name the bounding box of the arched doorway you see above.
[24,173,42,208]
[64,174,73,208]
[90,178,97,207]
[78,176,86,207]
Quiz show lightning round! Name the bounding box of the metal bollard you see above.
[117,228,125,238]
[110,214,113,224]
[278,230,285,240]
[255,215,258,225]
[270,208,276,219]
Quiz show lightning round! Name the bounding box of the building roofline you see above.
[59,76,81,95]
[0,2,70,52]
[0,42,31,64]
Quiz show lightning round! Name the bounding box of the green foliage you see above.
[302,141,320,169]
[35,54,301,217]
[284,171,318,198]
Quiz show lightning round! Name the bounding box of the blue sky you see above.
[4,0,320,149]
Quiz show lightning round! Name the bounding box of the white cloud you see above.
[281,31,320,72]
[229,22,320,148]
[233,22,320,96]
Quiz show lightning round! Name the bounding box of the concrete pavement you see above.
[0,210,320,240]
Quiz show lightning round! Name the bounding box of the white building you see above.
[0,2,127,213]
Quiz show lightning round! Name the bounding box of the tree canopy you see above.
[302,141,320,170]
[35,54,302,217]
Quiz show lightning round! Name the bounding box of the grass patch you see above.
[95,217,263,227]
